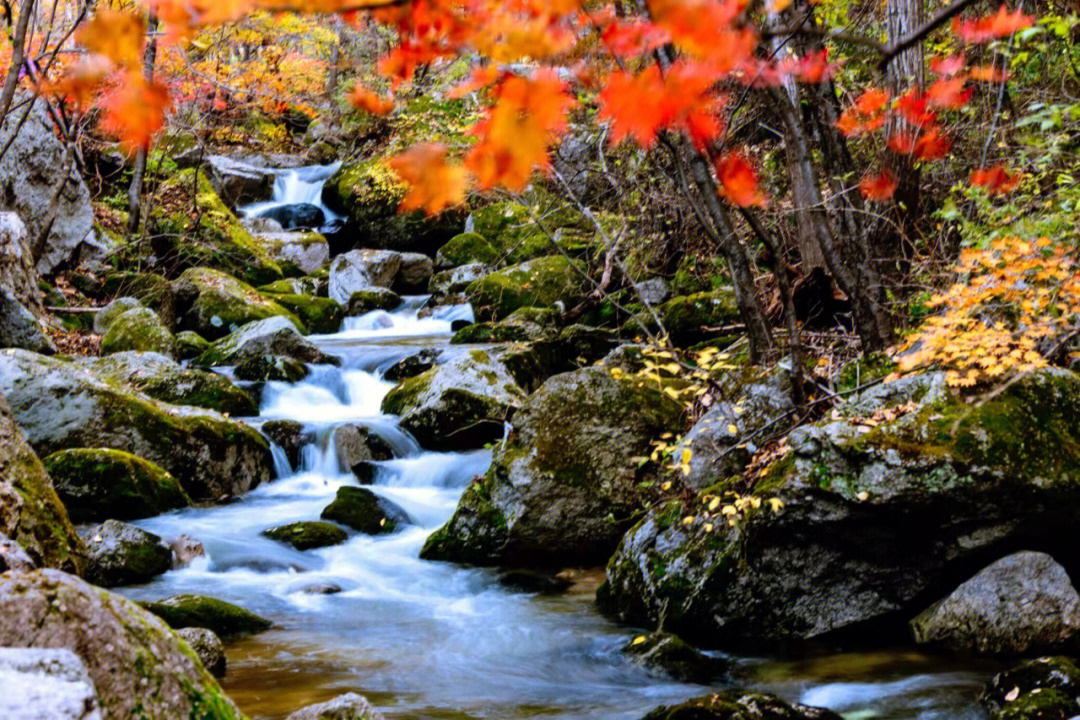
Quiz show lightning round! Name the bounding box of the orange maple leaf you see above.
[859,169,899,201]
[715,152,767,207]
[971,165,1022,194]
[926,76,973,109]
[78,9,145,69]
[100,73,171,153]
[953,4,1034,43]
[388,143,468,216]
[348,85,394,115]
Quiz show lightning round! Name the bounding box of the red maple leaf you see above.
[859,169,899,201]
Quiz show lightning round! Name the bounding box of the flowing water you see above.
[121,167,995,719]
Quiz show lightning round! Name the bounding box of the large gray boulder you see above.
[78,519,173,588]
[329,249,402,304]
[0,211,43,313]
[192,315,337,369]
[421,366,683,566]
[0,99,107,275]
[261,231,330,275]
[0,348,273,501]
[0,286,54,353]
[0,648,101,720]
[394,252,434,294]
[285,692,384,720]
[912,551,1080,654]
[205,154,277,207]
[0,569,244,719]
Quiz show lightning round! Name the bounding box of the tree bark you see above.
[0,0,35,127]
[127,13,160,235]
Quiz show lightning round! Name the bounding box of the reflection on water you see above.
[120,298,994,719]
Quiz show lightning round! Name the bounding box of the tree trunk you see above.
[127,13,160,235]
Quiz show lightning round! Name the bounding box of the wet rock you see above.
[429,262,487,297]
[381,348,527,451]
[640,691,842,720]
[262,292,343,335]
[300,582,343,595]
[498,570,571,595]
[623,631,725,684]
[0,287,55,354]
[334,424,394,476]
[421,366,683,566]
[285,691,385,720]
[0,348,274,502]
[394,252,434,294]
[93,296,141,335]
[175,330,210,360]
[83,351,257,416]
[263,521,348,550]
[262,419,313,469]
[912,552,1080,654]
[321,486,410,535]
[0,532,37,572]
[624,290,741,347]
[0,647,101,720]
[205,153,277,207]
[991,689,1078,719]
[193,315,336,368]
[257,203,325,230]
[982,657,1080,719]
[176,627,226,678]
[167,534,205,568]
[383,348,441,382]
[140,593,272,638]
[235,353,310,382]
[600,369,1080,645]
[173,266,302,341]
[467,255,586,321]
[329,249,403,304]
[100,307,176,358]
[0,391,84,574]
[0,569,241,719]
[44,448,190,523]
[346,288,401,316]
[79,520,173,587]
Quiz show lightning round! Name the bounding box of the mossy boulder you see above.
[435,232,499,269]
[193,315,336,369]
[421,366,683,566]
[381,349,527,451]
[176,330,211,361]
[263,521,348,550]
[346,288,401,316]
[0,349,273,502]
[78,519,173,587]
[467,255,585,321]
[173,267,303,341]
[93,296,141,335]
[320,487,410,535]
[261,230,330,276]
[600,369,1080,645]
[258,293,343,335]
[44,448,190,523]
[321,160,463,255]
[624,289,741,347]
[641,691,842,720]
[429,262,487,297]
[622,631,725,684]
[234,354,309,382]
[149,168,282,286]
[100,307,177,359]
[982,657,1080,720]
[0,394,84,575]
[83,351,257,416]
[993,690,1077,719]
[139,594,271,638]
[100,271,175,326]
[177,627,226,678]
[0,569,246,719]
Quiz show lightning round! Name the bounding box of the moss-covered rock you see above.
[192,315,335,369]
[79,519,173,587]
[259,293,343,335]
[993,689,1077,719]
[624,290,741,347]
[0,394,84,575]
[100,271,175,325]
[83,351,257,416]
[381,349,527,451]
[320,487,410,535]
[346,288,402,316]
[176,330,211,361]
[262,521,348,550]
[93,296,141,335]
[140,594,271,638]
[44,448,190,523]
[429,263,488,297]
[100,307,177,358]
[982,657,1080,719]
[467,255,586,321]
[622,631,725,684]
[0,569,246,720]
[0,349,273,502]
[173,267,303,341]
[234,354,309,382]
[435,232,499,269]
[321,159,463,255]
[641,691,842,720]
[600,369,1080,645]
[421,366,683,566]
[149,168,282,286]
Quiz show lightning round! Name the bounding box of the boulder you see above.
[176,331,211,360]
[261,419,313,470]
[600,369,1080,645]
[346,288,402,316]
[285,692,385,720]
[421,366,683,566]
[93,296,141,335]
[641,691,842,720]
[429,262,487,297]
[83,351,258,416]
[0,531,37,572]
[234,354,310,382]
[0,212,44,314]
[99,307,177,358]
[435,231,500,269]
[176,627,226,678]
[193,315,335,368]
[258,276,326,297]
[256,203,325,230]
[99,271,176,325]
[466,255,585,320]
[140,593,271,638]
[912,552,1080,654]
[394,252,434,294]
[329,249,402,304]
[173,267,302,341]
[0,569,244,719]
[622,631,725,684]
[321,159,462,255]
[258,292,343,335]
[0,647,101,720]
[0,99,104,276]
[625,290,741,347]
[0,286,55,353]
[44,448,190,523]
[78,519,173,588]
[320,487,410,535]
[205,154,277,207]
[263,521,348,550]
[981,657,1080,720]
[0,349,274,502]
[334,423,394,476]
[0,391,84,574]
[381,348,527,451]
[149,169,282,286]
[383,348,440,382]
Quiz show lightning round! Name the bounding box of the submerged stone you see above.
[320,487,410,535]
[623,631,725,684]
[263,521,348,551]
[640,690,842,719]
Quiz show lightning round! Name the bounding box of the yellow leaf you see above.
[631,635,647,646]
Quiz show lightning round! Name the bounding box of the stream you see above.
[120,164,995,719]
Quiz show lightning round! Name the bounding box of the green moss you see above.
[262,521,348,550]
[139,594,271,638]
[382,370,434,417]
[625,290,741,347]
[259,293,342,334]
[176,267,304,340]
[467,255,585,320]
[994,689,1077,720]
[436,232,499,267]
[320,486,404,534]
[176,331,210,361]
[100,307,177,358]
[8,447,85,576]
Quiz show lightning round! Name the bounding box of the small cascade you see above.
[238,161,341,224]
